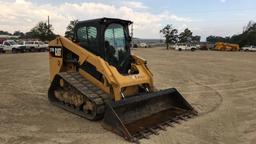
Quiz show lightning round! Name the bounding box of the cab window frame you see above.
[77,26,97,42]
[76,24,99,55]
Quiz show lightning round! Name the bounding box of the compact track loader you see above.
[48,18,197,142]
[214,42,240,51]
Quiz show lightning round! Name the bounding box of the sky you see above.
[0,0,255,41]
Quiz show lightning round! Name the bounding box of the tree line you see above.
[0,19,78,42]
[2,19,255,47]
[160,25,201,50]
[0,21,56,41]
[206,21,256,47]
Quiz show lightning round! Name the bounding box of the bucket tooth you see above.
[157,124,167,131]
[191,110,199,116]
[178,116,188,121]
[171,118,181,124]
[185,114,192,118]
[148,128,159,135]
[165,121,175,127]
[139,131,150,139]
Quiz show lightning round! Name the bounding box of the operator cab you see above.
[73,17,133,74]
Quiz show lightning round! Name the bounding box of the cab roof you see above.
[76,17,133,27]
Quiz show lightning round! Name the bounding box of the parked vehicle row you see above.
[21,41,48,52]
[174,43,200,51]
[241,46,256,52]
[134,42,256,52]
[0,40,26,53]
[0,40,48,53]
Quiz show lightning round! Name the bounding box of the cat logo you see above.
[50,47,62,57]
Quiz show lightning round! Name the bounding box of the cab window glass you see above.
[77,26,97,42]
[105,24,126,51]
[87,27,97,39]
[104,24,128,68]
[77,26,98,53]
[77,27,88,41]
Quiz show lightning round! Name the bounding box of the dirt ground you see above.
[0,48,256,144]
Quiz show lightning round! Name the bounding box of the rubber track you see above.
[49,72,110,120]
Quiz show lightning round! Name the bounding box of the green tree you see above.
[238,21,256,46]
[13,31,25,37]
[206,35,228,43]
[28,21,56,41]
[0,30,12,35]
[160,24,178,50]
[179,28,193,43]
[65,19,79,39]
[243,21,255,32]
[207,21,256,47]
[192,35,201,43]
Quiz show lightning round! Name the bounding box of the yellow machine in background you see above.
[48,18,197,142]
[215,42,240,51]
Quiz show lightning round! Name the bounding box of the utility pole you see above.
[131,24,134,48]
[48,16,50,32]
[47,16,50,34]
[48,16,50,28]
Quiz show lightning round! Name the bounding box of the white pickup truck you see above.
[241,46,256,52]
[139,43,148,48]
[0,40,26,53]
[23,41,48,52]
[175,44,199,51]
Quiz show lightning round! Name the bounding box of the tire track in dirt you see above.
[183,79,256,116]
[182,79,256,93]
[188,80,224,116]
